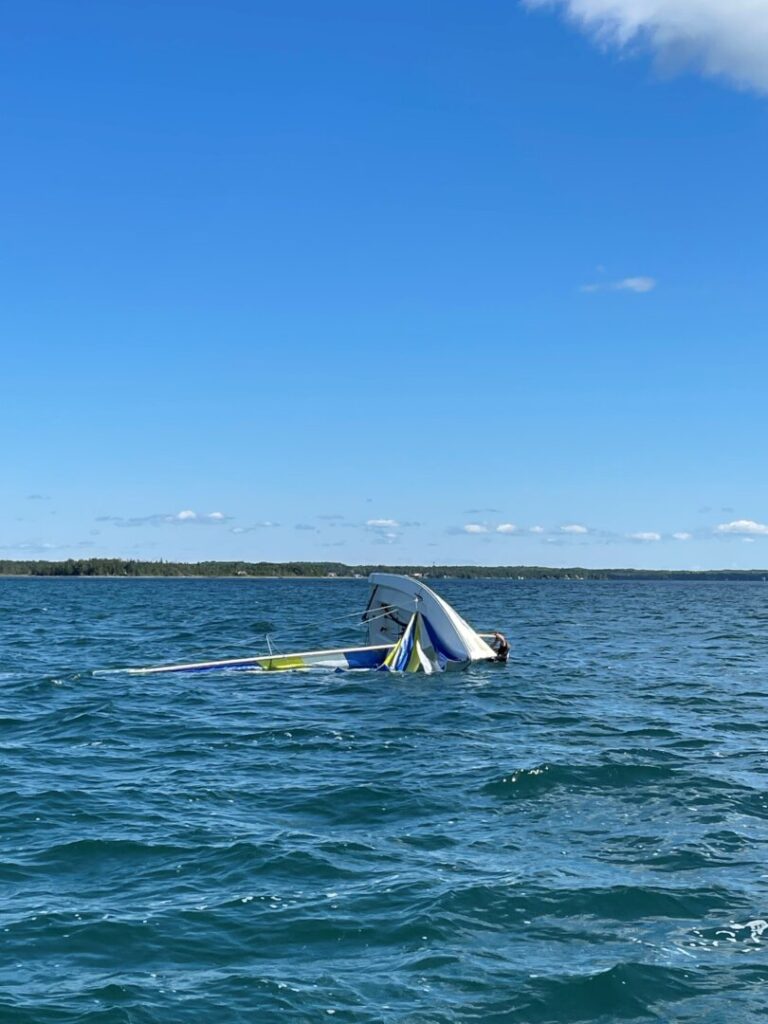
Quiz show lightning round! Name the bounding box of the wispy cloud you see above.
[524,0,768,94]
[97,510,231,527]
[628,531,662,541]
[0,540,95,552]
[581,276,657,294]
[672,531,692,541]
[716,519,768,536]
[453,521,596,538]
[170,511,230,525]
[365,517,405,544]
[230,521,279,534]
[294,523,319,532]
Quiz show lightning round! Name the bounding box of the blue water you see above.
[2,578,768,1023]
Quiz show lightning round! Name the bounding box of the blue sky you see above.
[2,0,768,568]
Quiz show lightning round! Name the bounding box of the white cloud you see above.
[100,509,230,527]
[581,276,657,294]
[617,276,657,293]
[629,531,662,541]
[672,531,692,541]
[530,525,545,534]
[496,523,519,534]
[371,529,401,545]
[464,523,489,534]
[166,510,230,524]
[230,521,279,533]
[365,517,406,543]
[716,519,768,535]
[561,524,588,534]
[524,0,768,94]
[743,537,756,544]
[0,540,95,552]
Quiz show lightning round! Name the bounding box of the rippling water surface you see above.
[2,578,768,1023]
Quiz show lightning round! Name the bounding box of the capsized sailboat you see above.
[112,573,508,676]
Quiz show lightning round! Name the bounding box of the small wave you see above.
[278,781,448,824]
[31,837,188,870]
[512,962,702,1023]
[483,762,674,798]
[418,880,743,929]
[687,919,768,952]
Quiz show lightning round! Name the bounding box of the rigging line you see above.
[263,602,398,635]
[327,603,398,624]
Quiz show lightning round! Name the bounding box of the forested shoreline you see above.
[0,559,766,581]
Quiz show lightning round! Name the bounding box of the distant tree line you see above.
[0,558,766,581]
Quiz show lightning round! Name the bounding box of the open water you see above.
[1,578,768,1023]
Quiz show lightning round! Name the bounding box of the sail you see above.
[380,611,442,673]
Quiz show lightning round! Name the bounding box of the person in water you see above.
[492,632,510,663]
